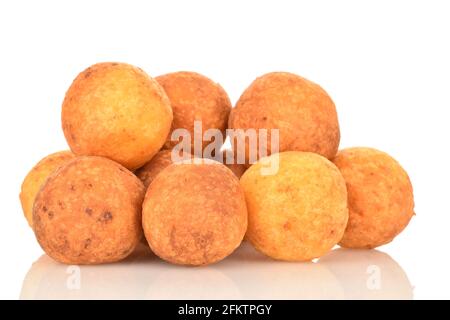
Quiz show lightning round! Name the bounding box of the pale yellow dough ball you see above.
[240,151,348,261]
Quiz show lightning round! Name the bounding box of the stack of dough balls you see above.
[231,72,414,261]
[20,64,414,266]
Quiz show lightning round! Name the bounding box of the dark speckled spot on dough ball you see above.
[33,156,145,264]
[142,159,247,266]
[20,151,76,228]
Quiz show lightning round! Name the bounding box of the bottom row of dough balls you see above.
[25,155,248,265]
[241,148,414,261]
[20,147,414,265]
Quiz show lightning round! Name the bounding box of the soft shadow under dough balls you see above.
[142,159,247,266]
[228,72,340,164]
[156,71,231,154]
[20,151,76,227]
[62,62,173,170]
[333,147,415,249]
[33,156,145,264]
[240,151,348,261]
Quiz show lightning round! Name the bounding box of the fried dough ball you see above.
[135,149,192,188]
[20,151,76,227]
[156,71,231,154]
[62,62,173,170]
[240,151,348,261]
[333,147,415,249]
[33,156,145,264]
[228,72,340,164]
[142,159,247,266]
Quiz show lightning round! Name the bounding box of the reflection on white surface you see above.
[320,248,414,299]
[20,242,413,300]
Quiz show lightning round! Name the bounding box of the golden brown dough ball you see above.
[135,149,193,188]
[156,71,231,154]
[62,62,173,170]
[20,151,76,227]
[333,147,415,249]
[240,151,348,261]
[142,159,247,266]
[33,156,145,264]
[228,72,340,164]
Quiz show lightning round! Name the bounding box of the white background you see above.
[0,0,449,299]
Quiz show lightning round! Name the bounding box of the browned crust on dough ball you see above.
[62,62,172,170]
[228,72,340,164]
[142,160,247,266]
[333,147,415,249]
[20,151,76,227]
[156,71,231,153]
[33,156,145,264]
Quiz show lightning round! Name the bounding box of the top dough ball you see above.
[20,151,76,227]
[156,71,232,154]
[333,147,415,249]
[62,62,173,170]
[228,72,340,164]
